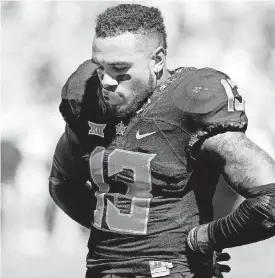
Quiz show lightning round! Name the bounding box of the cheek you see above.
[117,79,138,99]
[117,64,151,96]
[118,73,144,87]
[124,77,148,98]
[131,76,147,90]
[130,68,151,88]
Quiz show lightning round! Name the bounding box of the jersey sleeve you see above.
[51,124,89,182]
[173,68,248,159]
[49,125,94,228]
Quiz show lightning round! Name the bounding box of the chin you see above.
[114,87,154,118]
[115,103,139,118]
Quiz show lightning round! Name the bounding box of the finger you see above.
[216,263,231,273]
[216,252,231,262]
[212,268,223,278]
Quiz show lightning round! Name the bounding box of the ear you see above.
[151,46,166,77]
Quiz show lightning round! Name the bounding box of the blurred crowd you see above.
[1,2,275,278]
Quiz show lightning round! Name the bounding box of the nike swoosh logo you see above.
[136,130,156,139]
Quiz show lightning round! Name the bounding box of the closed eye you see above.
[91,59,103,69]
[94,63,104,73]
[96,65,104,70]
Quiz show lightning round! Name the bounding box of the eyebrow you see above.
[91,58,131,66]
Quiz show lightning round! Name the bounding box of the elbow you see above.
[49,179,55,201]
[48,176,64,206]
[256,184,275,231]
[244,183,275,228]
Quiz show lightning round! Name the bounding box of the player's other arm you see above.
[49,125,94,229]
[188,131,275,253]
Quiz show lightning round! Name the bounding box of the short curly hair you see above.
[95,4,167,50]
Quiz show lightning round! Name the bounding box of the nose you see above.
[101,72,118,90]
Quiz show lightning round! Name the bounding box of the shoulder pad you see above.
[59,60,100,123]
[175,68,248,130]
[172,68,248,159]
[173,67,239,115]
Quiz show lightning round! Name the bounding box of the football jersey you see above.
[59,61,248,277]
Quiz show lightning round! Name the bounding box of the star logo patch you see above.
[115,121,127,136]
[193,86,202,94]
[88,121,106,138]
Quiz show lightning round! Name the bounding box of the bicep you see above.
[201,131,275,196]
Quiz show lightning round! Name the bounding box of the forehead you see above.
[92,32,148,63]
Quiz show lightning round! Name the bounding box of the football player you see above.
[49,4,275,278]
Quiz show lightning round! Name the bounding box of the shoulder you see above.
[171,67,248,160]
[63,60,98,92]
[173,67,241,114]
[59,60,102,124]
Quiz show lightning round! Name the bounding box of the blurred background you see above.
[1,1,275,277]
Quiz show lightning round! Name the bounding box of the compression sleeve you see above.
[188,183,275,252]
[207,183,275,249]
[49,125,95,228]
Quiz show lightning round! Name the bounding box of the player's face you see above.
[92,33,156,117]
